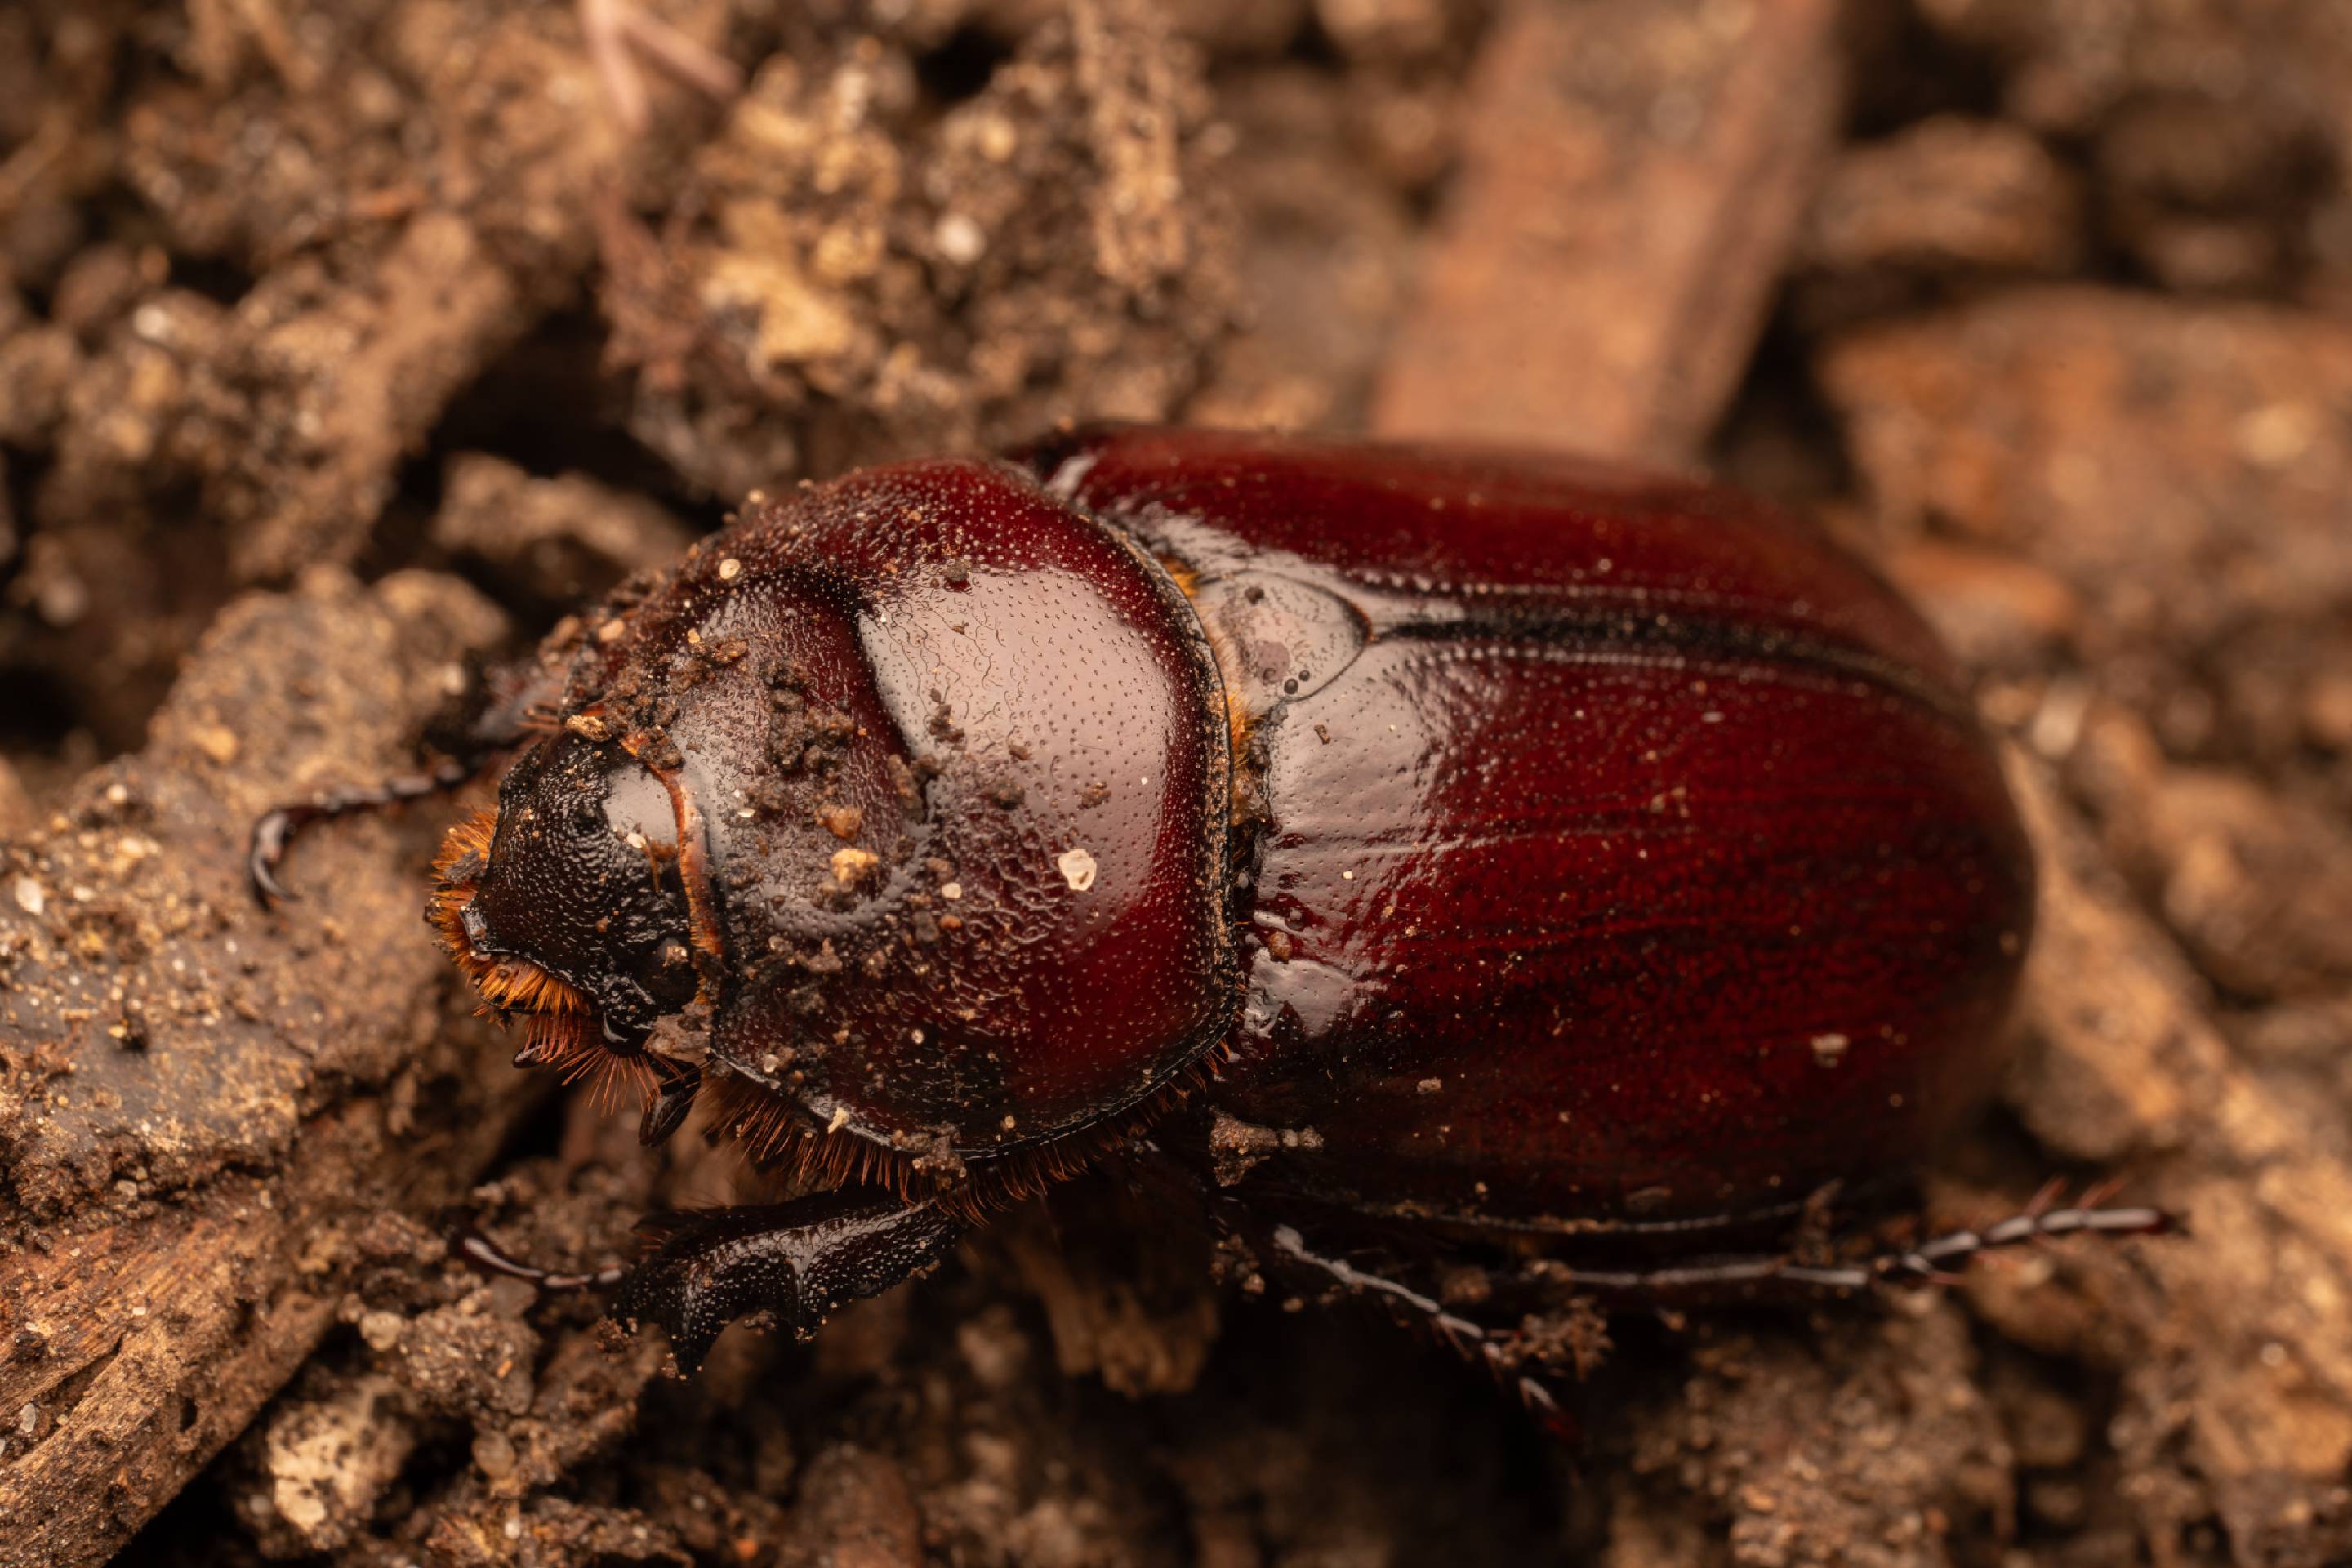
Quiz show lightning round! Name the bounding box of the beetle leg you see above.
[638,1055,702,1148]
[247,760,479,904]
[247,657,564,904]
[610,1191,963,1374]
[1259,1222,1563,1421]
[1543,1198,2175,1297]
[1850,1196,2175,1289]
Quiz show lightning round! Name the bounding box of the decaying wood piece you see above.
[0,569,540,1568]
[1371,0,1844,462]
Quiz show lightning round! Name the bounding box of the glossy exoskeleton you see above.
[252,427,2163,1392]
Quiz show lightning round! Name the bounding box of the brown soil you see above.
[2,2,2350,1564]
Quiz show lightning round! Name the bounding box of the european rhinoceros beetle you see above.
[252,427,2163,1394]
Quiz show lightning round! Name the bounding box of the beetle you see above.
[251,426,2163,1390]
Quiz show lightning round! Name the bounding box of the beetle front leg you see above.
[247,657,564,904]
[247,760,481,903]
[610,1191,964,1374]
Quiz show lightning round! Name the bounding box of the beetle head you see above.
[430,730,702,1102]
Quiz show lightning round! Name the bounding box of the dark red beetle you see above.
[253,427,2162,1388]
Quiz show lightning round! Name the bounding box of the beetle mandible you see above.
[252,426,2164,1391]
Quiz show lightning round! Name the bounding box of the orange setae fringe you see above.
[430,808,658,1116]
[699,1054,1222,1220]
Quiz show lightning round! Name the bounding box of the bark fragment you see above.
[1372,0,1844,461]
[0,570,536,1568]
